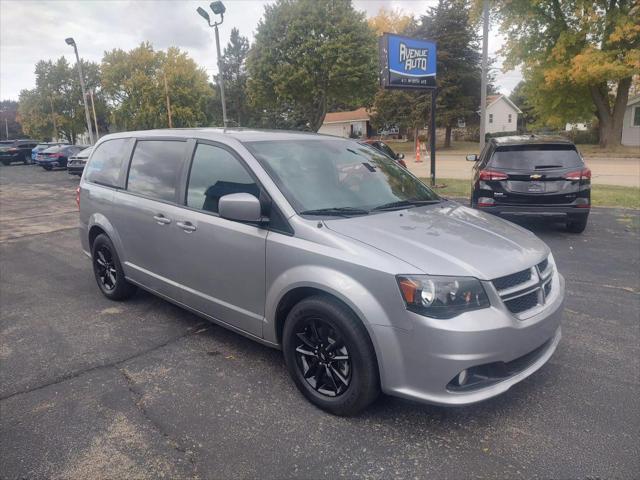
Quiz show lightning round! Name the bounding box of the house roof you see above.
[627,95,640,106]
[486,94,523,114]
[323,107,370,124]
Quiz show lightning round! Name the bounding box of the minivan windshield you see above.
[246,138,439,214]
[490,144,583,170]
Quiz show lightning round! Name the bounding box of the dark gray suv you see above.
[79,129,564,415]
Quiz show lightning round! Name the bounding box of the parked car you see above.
[32,142,68,163]
[0,139,38,165]
[79,129,564,415]
[467,135,591,233]
[36,144,87,170]
[67,146,93,176]
[361,139,407,167]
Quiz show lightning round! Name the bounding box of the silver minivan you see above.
[79,129,564,415]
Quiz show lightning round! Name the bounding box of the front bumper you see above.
[373,272,565,406]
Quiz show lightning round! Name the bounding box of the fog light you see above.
[458,369,468,385]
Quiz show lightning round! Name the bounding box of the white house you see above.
[621,95,640,147]
[319,108,371,138]
[484,94,521,134]
[565,122,590,131]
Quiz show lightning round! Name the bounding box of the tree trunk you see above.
[590,77,631,148]
[444,124,452,148]
[310,94,328,132]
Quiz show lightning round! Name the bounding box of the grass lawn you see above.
[577,144,640,159]
[421,177,640,209]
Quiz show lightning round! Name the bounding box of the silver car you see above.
[78,129,564,415]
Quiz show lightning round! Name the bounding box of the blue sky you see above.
[0,0,521,101]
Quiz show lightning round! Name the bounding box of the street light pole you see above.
[197,2,228,128]
[478,0,489,151]
[66,37,94,145]
[89,89,99,140]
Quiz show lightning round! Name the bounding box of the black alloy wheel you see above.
[91,233,137,300]
[283,295,379,416]
[94,246,117,292]
[294,317,351,397]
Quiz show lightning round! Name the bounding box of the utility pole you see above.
[163,70,173,128]
[49,95,57,140]
[65,37,94,145]
[89,89,99,140]
[197,2,228,128]
[479,0,489,151]
[4,118,8,139]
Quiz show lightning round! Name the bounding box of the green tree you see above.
[413,0,482,147]
[0,101,24,139]
[101,43,213,130]
[509,81,537,131]
[219,28,251,126]
[18,57,105,143]
[247,0,378,131]
[495,0,640,147]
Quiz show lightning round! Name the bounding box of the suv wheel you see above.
[91,234,137,300]
[282,295,379,416]
[566,213,588,233]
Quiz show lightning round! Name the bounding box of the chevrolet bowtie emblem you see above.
[530,174,542,180]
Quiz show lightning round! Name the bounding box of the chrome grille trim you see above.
[492,256,554,317]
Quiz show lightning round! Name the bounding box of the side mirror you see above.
[219,193,263,223]
[396,153,405,160]
[466,154,478,162]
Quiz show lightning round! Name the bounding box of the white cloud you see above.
[0,0,520,100]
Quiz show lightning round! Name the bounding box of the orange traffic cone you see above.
[415,141,422,162]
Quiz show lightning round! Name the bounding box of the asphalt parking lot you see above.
[1,164,639,479]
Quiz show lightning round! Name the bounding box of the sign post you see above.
[379,34,437,185]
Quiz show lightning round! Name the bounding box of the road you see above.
[1,165,639,479]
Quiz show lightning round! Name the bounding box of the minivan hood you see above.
[324,201,549,280]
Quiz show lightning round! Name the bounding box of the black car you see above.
[35,145,88,170]
[0,139,39,165]
[468,135,591,233]
[361,140,407,167]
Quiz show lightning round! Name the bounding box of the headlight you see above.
[397,275,490,319]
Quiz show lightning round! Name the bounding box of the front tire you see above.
[282,295,379,416]
[42,165,52,171]
[91,234,137,300]
[566,213,588,233]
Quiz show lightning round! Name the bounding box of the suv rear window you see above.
[85,139,130,187]
[489,144,583,170]
[127,140,186,202]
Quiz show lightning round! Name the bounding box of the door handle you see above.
[153,214,171,225]
[176,221,197,232]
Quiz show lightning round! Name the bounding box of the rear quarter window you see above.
[489,144,583,170]
[126,140,186,202]
[85,139,130,187]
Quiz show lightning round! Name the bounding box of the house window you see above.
[634,106,640,127]
[489,113,493,124]
[508,114,512,123]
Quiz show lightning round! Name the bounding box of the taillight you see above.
[76,187,80,209]
[479,169,508,181]
[564,168,591,181]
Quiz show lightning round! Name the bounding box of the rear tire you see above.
[91,234,137,300]
[42,165,52,171]
[566,213,588,233]
[282,295,379,416]
[1,159,10,166]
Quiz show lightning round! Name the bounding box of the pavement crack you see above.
[115,366,200,476]
[0,322,210,402]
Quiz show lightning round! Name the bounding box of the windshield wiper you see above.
[372,199,441,211]
[300,207,370,217]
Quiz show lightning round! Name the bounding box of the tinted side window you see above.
[186,143,258,214]
[85,139,129,187]
[127,140,185,202]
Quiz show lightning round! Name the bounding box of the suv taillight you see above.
[479,169,509,181]
[76,187,80,209]
[564,168,591,181]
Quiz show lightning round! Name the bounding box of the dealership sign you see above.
[379,34,436,89]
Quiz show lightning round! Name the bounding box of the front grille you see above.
[492,256,554,317]
[504,291,539,313]
[492,269,531,291]
[537,258,549,275]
